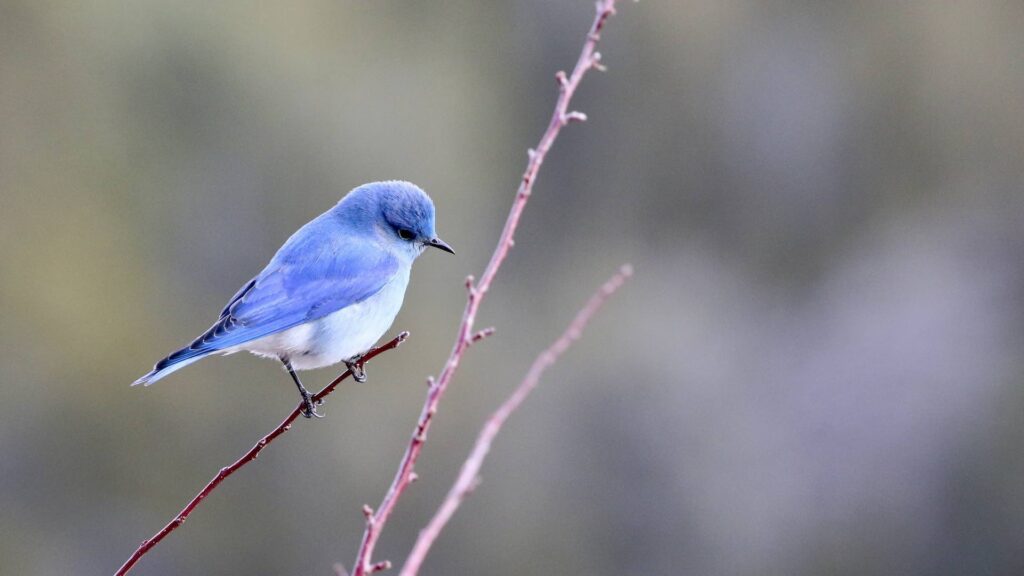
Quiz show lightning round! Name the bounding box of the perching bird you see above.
[133,181,453,418]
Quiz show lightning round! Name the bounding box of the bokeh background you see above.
[2,1,1023,574]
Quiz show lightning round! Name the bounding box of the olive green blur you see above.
[2,1,1023,575]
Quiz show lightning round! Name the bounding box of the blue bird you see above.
[133,181,454,418]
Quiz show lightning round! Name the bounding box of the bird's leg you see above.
[281,358,323,419]
[345,355,368,383]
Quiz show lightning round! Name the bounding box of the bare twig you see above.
[113,333,409,576]
[399,265,632,576]
[350,2,623,574]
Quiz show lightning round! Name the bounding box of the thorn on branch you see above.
[334,563,350,576]
[591,52,607,72]
[527,148,537,161]
[409,472,419,483]
[426,376,435,389]
[369,560,392,574]
[362,505,375,521]
[562,110,588,125]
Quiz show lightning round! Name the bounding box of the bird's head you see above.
[338,181,454,258]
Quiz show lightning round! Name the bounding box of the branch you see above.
[350,2,623,574]
[399,265,632,576]
[113,332,409,576]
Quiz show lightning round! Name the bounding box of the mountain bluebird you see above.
[133,181,453,418]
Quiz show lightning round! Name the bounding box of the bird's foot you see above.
[346,357,368,383]
[300,390,325,419]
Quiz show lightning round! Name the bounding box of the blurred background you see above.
[2,1,1023,574]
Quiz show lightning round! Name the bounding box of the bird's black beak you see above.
[426,236,455,254]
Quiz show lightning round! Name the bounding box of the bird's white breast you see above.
[239,266,411,370]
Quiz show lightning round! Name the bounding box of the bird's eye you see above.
[397,228,416,240]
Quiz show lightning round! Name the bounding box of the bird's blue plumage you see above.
[133,181,452,388]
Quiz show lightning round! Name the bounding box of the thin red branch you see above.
[349,2,623,574]
[398,265,632,576]
[113,332,409,576]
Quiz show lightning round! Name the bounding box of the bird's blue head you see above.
[336,181,454,257]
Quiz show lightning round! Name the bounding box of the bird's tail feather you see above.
[131,349,209,387]
[132,314,242,386]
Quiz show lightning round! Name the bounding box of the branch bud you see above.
[471,326,497,343]
[555,70,569,89]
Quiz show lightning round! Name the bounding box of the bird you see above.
[132,181,454,418]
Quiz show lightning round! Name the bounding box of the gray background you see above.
[2,1,1023,574]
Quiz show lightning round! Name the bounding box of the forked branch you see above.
[398,265,633,576]
[349,1,624,574]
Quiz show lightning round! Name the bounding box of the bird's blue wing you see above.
[193,231,399,355]
[134,223,399,385]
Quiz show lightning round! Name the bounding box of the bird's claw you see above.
[300,393,325,419]
[346,358,368,383]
